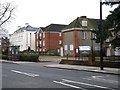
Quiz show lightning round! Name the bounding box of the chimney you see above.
[80,16,87,18]
[25,23,29,27]
[17,26,21,29]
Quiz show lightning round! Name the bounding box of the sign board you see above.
[79,46,91,51]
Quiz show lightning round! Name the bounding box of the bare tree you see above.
[0,2,15,37]
[0,2,15,27]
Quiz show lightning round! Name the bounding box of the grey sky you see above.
[2,0,117,34]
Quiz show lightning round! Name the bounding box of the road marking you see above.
[91,76,118,84]
[11,70,39,77]
[92,70,107,72]
[62,79,114,89]
[92,76,103,78]
[53,80,86,90]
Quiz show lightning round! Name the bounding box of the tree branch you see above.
[0,2,15,27]
[0,3,11,21]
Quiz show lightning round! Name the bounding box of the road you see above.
[1,61,119,89]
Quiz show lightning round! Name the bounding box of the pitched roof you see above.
[44,24,66,32]
[14,25,39,33]
[64,16,100,30]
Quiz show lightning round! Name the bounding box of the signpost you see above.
[99,0,120,70]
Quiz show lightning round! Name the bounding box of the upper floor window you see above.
[83,32,86,39]
[40,49,41,51]
[43,40,45,46]
[59,40,62,44]
[40,33,42,39]
[93,33,96,39]
[40,41,42,45]
[82,20,87,27]
[59,33,62,37]
[106,39,110,42]
[70,44,74,51]
[43,33,45,38]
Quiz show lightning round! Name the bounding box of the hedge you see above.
[19,54,39,62]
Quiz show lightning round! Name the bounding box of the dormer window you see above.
[82,20,87,27]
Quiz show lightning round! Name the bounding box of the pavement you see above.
[45,64,120,75]
[0,59,120,75]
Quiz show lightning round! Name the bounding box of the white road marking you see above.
[92,76,103,78]
[92,70,107,72]
[53,80,86,90]
[91,76,118,84]
[83,77,118,84]
[11,70,39,77]
[62,79,114,89]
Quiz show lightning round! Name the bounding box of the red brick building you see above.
[35,24,66,55]
[62,16,100,57]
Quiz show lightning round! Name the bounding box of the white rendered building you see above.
[9,25,38,51]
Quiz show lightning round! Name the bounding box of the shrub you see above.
[2,55,8,60]
[19,54,39,62]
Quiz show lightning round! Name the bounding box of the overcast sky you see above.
[2,0,117,34]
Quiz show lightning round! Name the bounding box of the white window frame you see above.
[40,41,42,45]
[40,33,42,39]
[83,32,86,39]
[43,33,45,38]
[70,44,74,51]
[59,33,62,37]
[82,20,87,27]
[43,40,45,46]
[59,40,62,44]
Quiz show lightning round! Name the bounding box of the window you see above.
[83,32,86,39]
[43,40,45,46]
[43,33,45,38]
[40,41,42,47]
[64,45,68,51]
[40,41,42,45]
[94,34,96,39]
[40,33,42,39]
[82,20,87,26]
[59,40,62,44]
[70,45,74,51]
[59,33,62,37]
[106,39,110,42]
[92,33,96,39]
[0,40,1,45]
[43,48,45,51]
[40,49,41,51]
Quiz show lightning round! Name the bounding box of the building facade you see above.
[10,25,38,51]
[0,37,9,54]
[104,30,120,56]
[35,24,66,55]
[62,16,100,57]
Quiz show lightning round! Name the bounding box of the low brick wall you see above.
[60,59,120,68]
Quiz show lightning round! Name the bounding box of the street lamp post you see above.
[100,0,104,70]
[99,0,120,70]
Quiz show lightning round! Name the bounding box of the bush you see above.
[19,54,39,62]
[2,55,8,60]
